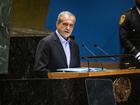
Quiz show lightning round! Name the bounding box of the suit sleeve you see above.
[119,13,139,55]
[33,39,50,78]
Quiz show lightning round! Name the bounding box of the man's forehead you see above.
[60,14,74,19]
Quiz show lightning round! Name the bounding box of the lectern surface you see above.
[48,69,140,79]
[57,67,104,72]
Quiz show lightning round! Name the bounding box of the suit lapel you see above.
[69,41,73,67]
[53,33,68,67]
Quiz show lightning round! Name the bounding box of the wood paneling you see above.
[10,0,50,31]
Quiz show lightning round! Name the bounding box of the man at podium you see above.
[34,11,80,77]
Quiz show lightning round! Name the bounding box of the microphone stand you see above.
[82,54,132,70]
[82,56,104,71]
[83,54,132,59]
[94,44,117,61]
[82,43,98,62]
[81,56,91,72]
[81,43,99,71]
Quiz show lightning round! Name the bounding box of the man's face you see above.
[56,14,75,38]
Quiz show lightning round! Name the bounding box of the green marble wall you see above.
[0,0,10,73]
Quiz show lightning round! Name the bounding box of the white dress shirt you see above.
[56,30,71,67]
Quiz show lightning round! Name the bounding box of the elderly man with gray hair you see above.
[34,11,80,78]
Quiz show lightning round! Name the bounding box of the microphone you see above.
[82,43,97,71]
[82,43,96,56]
[94,44,117,61]
[69,35,75,40]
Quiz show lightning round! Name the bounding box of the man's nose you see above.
[66,25,71,29]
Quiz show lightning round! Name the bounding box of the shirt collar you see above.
[56,30,70,44]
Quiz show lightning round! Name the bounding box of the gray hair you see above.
[56,11,76,24]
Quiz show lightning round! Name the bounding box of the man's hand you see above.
[135,52,140,62]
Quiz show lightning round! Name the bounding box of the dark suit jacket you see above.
[119,7,140,68]
[34,32,80,77]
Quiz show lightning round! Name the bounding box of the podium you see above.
[48,69,140,105]
[0,69,140,105]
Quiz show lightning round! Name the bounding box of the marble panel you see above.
[0,0,10,73]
